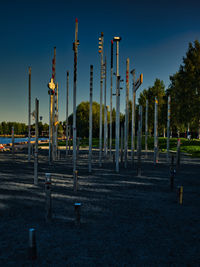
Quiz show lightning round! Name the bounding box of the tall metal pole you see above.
[89,65,93,173]
[73,18,79,183]
[104,56,107,158]
[125,58,129,168]
[28,67,31,162]
[66,71,69,156]
[167,95,171,162]
[34,98,39,185]
[110,40,113,156]
[154,97,158,165]
[137,105,142,176]
[55,82,58,159]
[113,37,121,173]
[131,69,136,165]
[52,47,56,161]
[145,99,148,154]
[99,32,104,167]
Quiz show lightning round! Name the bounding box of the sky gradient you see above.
[1,0,200,124]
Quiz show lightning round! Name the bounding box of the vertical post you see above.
[113,37,121,173]
[104,56,107,158]
[74,170,78,192]
[99,32,104,167]
[12,126,15,157]
[73,18,79,184]
[66,71,69,156]
[131,70,136,165]
[137,105,142,176]
[52,47,56,162]
[74,203,81,226]
[55,82,59,159]
[154,97,158,165]
[89,65,93,173]
[145,99,148,155]
[45,173,52,221]
[34,98,39,185]
[167,95,171,162]
[28,67,31,162]
[178,186,183,205]
[120,124,124,164]
[125,58,129,168]
[110,40,113,157]
[176,138,181,167]
[106,106,108,155]
[28,228,37,260]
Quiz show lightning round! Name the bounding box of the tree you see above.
[168,40,200,136]
[138,79,166,135]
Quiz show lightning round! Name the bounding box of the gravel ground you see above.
[0,149,199,266]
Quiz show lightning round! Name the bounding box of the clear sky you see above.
[0,0,200,124]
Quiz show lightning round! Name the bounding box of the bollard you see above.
[178,186,183,205]
[58,150,61,160]
[28,228,37,260]
[170,167,176,191]
[74,203,81,226]
[45,173,52,221]
[74,170,78,192]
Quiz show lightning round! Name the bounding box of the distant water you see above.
[0,137,48,145]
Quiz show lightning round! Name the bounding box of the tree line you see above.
[1,40,200,138]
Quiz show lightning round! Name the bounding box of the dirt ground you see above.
[0,148,199,266]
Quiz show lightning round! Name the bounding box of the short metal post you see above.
[178,186,183,205]
[45,173,52,221]
[74,170,78,192]
[74,203,81,226]
[29,228,37,260]
[170,167,176,191]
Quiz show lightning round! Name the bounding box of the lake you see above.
[0,137,48,145]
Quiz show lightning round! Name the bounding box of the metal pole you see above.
[99,32,104,167]
[34,98,39,185]
[114,37,121,173]
[89,65,93,173]
[28,67,31,162]
[106,106,108,156]
[145,99,148,155]
[73,18,79,184]
[131,70,136,165]
[104,56,107,158]
[154,97,158,165]
[125,58,129,168]
[52,47,56,161]
[66,71,69,156]
[121,124,124,164]
[167,95,171,162]
[55,82,58,159]
[110,40,113,157]
[137,105,142,176]
[12,126,15,157]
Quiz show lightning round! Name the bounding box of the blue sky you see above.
[0,0,200,123]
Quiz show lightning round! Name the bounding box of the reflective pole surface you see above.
[167,95,171,162]
[73,18,79,184]
[89,65,93,173]
[28,67,31,162]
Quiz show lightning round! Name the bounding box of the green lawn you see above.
[40,137,200,157]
